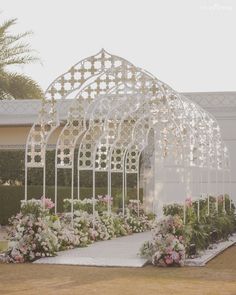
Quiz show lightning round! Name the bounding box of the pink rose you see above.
[166,246,173,254]
[103,195,113,203]
[165,256,173,265]
[15,255,24,263]
[41,196,55,209]
[185,196,192,208]
[171,251,179,261]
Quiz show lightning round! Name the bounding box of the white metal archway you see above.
[25,49,231,222]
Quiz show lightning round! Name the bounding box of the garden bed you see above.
[185,234,236,266]
[140,196,236,267]
[0,197,153,263]
[1,195,235,268]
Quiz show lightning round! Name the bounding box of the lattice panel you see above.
[125,149,140,173]
[110,117,137,172]
[78,66,156,171]
[93,77,163,173]
[26,122,53,167]
[77,64,146,170]
[93,75,157,171]
[126,116,151,173]
[56,119,85,167]
[108,93,152,173]
[28,50,135,168]
[79,120,104,169]
[25,49,230,204]
[94,102,125,171]
[45,49,126,101]
[152,119,183,165]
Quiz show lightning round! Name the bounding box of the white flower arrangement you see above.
[3,196,153,263]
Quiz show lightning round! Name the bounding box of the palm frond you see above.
[0,17,43,99]
[0,70,44,100]
[0,18,40,67]
[0,18,17,36]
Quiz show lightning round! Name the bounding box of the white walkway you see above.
[34,231,152,267]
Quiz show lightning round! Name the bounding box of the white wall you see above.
[143,92,236,211]
[187,92,236,203]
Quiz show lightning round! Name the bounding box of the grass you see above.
[0,245,235,295]
[0,240,8,252]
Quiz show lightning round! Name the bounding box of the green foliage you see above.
[0,149,141,224]
[112,215,130,236]
[64,199,93,214]
[0,150,70,185]
[163,196,236,256]
[0,185,140,225]
[163,203,183,217]
[0,150,139,187]
[146,212,156,221]
[63,198,108,215]
[0,150,25,185]
[185,222,210,252]
[0,18,43,99]
[206,212,236,240]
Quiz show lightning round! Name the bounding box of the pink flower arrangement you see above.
[217,195,224,204]
[103,195,113,203]
[165,256,173,265]
[185,196,192,208]
[41,196,55,209]
[6,213,59,263]
[2,196,152,264]
[141,215,185,267]
[97,195,113,204]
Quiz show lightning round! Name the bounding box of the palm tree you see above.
[0,18,43,99]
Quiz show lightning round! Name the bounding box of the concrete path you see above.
[34,231,152,267]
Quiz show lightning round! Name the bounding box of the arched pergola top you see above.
[25,49,231,216]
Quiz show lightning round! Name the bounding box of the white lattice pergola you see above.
[25,49,231,221]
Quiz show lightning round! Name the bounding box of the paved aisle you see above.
[34,231,152,267]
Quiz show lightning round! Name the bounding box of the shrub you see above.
[184,222,210,253]
[163,203,183,217]
[63,195,112,215]
[0,150,138,187]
